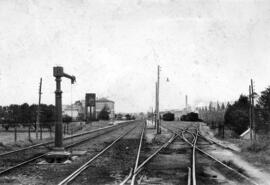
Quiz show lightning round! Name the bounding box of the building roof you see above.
[96,97,114,103]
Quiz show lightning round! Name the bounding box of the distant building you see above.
[62,105,80,121]
[62,101,86,121]
[64,97,115,121]
[96,98,115,119]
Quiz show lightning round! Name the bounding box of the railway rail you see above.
[0,121,133,157]
[120,131,179,184]
[58,122,146,185]
[0,121,136,176]
[132,134,177,176]
[0,121,261,185]
[163,125,259,185]
[60,121,179,185]
[169,125,235,151]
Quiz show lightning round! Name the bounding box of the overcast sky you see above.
[0,0,270,113]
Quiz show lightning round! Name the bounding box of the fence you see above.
[0,121,84,144]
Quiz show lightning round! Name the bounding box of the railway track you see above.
[0,121,261,185]
[58,121,146,185]
[0,121,135,157]
[59,121,183,185]
[164,125,259,185]
[130,134,177,184]
[0,121,136,176]
[121,127,190,185]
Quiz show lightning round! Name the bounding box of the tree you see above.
[257,87,270,122]
[125,114,132,120]
[98,105,110,120]
[77,113,84,121]
[253,86,270,133]
[20,103,31,126]
[9,104,21,126]
[209,102,213,112]
[217,102,220,111]
[224,95,249,135]
[221,103,225,110]
[1,107,13,131]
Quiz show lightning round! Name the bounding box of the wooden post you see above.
[50,125,52,138]
[40,124,43,140]
[251,79,256,141]
[90,106,92,124]
[14,124,17,143]
[157,65,161,134]
[152,107,154,126]
[37,78,42,140]
[155,82,157,129]
[28,124,31,141]
[222,124,224,138]
[249,85,253,142]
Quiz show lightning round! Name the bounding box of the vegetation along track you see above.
[0,121,136,176]
[164,125,259,185]
[58,121,146,185]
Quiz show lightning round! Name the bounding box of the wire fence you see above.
[0,121,84,144]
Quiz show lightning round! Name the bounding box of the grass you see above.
[232,135,270,170]
[214,128,270,172]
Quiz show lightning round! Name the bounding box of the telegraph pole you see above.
[249,85,253,142]
[156,65,161,134]
[155,82,157,129]
[36,78,42,140]
[151,107,154,127]
[251,79,256,141]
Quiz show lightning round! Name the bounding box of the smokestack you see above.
[185,95,188,109]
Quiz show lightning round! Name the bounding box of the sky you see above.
[0,0,270,113]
